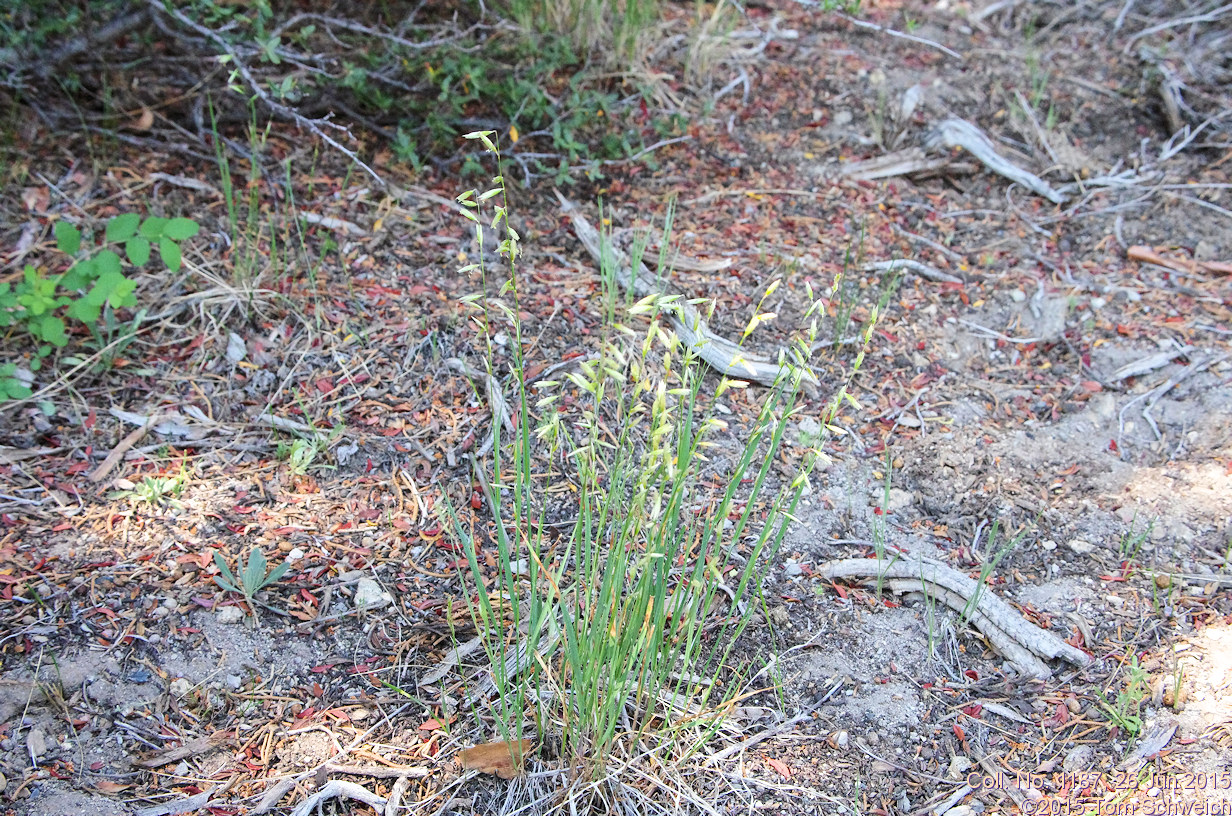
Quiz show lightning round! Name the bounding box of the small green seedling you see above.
[111,472,187,509]
[1098,656,1148,740]
[213,548,291,621]
[276,430,339,476]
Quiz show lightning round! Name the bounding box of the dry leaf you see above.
[766,757,792,779]
[129,107,155,131]
[21,186,49,213]
[459,739,533,779]
[94,780,131,794]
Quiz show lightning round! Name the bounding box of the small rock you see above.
[768,606,790,628]
[1041,539,1057,551]
[1194,240,1217,261]
[216,606,244,625]
[1063,744,1094,773]
[287,547,305,562]
[783,560,803,578]
[224,674,242,691]
[169,678,193,698]
[354,577,392,611]
[877,488,914,513]
[1067,539,1096,555]
[1009,289,1027,302]
[26,727,47,758]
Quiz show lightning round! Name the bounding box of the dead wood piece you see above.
[385,774,413,816]
[0,446,62,465]
[840,148,955,181]
[1110,345,1193,382]
[864,259,963,284]
[252,778,299,815]
[926,118,1068,204]
[323,763,430,779]
[818,558,1090,678]
[134,791,213,816]
[884,578,1050,679]
[558,193,807,389]
[288,780,386,816]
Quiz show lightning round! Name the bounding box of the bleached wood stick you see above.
[558,193,805,388]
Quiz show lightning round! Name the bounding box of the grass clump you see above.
[440,132,876,793]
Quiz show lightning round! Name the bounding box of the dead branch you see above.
[287,780,387,816]
[816,557,1091,679]
[926,118,1068,204]
[144,0,387,188]
[558,193,808,389]
[33,7,152,80]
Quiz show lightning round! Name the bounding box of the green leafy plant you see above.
[276,428,340,477]
[213,548,291,622]
[112,473,188,510]
[0,363,32,400]
[0,212,198,400]
[441,132,878,786]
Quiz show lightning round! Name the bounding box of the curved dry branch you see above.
[819,557,1091,679]
[558,193,808,389]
